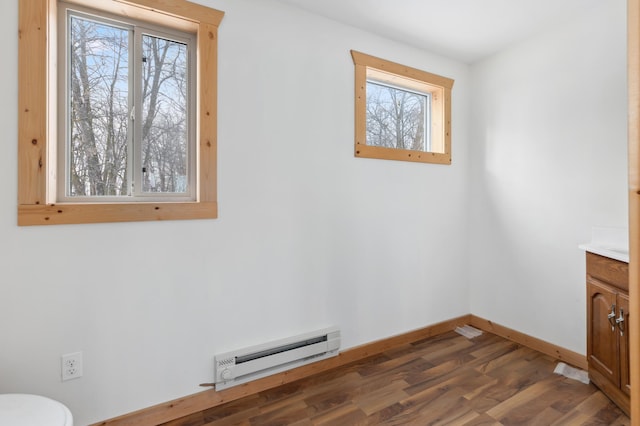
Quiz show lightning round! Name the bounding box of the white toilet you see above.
[0,394,73,426]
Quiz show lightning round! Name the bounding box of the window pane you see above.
[69,16,129,196]
[141,34,189,194]
[366,81,429,152]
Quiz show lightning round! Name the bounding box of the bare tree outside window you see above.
[69,17,129,196]
[141,35,189,194]
[366,81,429,152]
[68,15,190,198]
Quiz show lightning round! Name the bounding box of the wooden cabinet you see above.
[618,292,631,398]
[586,252,630,416]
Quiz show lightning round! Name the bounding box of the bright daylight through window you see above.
[366,76,431,152]
[351,51,454,165]
[61,6,195,201]
[18,0,224,226]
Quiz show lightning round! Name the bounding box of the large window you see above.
[351,51,454,165]
[18,0,224,225]
[60,5,196,202]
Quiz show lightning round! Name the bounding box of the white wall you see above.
[0,0,470,423]
[469,0,627,354]
[1,0,628,423]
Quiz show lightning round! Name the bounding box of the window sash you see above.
[134,28,196,199]
[365,79,432,152]
[57,3,197,203]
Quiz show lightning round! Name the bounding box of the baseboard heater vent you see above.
[214,326,340,390]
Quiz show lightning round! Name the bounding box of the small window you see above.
[18,0,224,226]
[351,50,454,165]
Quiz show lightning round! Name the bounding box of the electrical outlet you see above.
[61,352,83,381]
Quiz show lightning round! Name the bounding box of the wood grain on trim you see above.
[18,0,223,226]
[18,202,218,226]
[350,50,453,165]
[469,315,588,371]
[92,314,588,425]
[91,315,472,425]
[628,0,640,423]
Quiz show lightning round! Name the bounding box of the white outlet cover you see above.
[61,352,83,381]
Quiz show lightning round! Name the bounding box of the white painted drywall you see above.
[468,0,628,354]
[0,0,470,423]
[0,0,628,423]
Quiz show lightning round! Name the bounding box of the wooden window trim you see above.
[18,0,224,226]
[627,0,640,419]
[351,50,454,165]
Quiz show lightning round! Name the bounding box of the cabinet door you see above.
[618,292,631,397]
[587,279,620,386]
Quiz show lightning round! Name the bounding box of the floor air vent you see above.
[214,327,340,390]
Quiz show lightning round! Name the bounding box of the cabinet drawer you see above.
[586,252,629,291]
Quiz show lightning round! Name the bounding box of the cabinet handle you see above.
[616,308,625,336]
[608,304,617,331]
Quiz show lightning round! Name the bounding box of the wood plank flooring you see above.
[162,331,630,425]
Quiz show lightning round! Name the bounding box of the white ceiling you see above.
[274,0,605,63]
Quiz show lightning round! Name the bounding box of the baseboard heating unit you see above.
[214,327,340,390]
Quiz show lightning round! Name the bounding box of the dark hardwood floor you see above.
[163,331,630,425]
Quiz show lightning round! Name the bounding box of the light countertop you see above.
[579,226,629,263]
